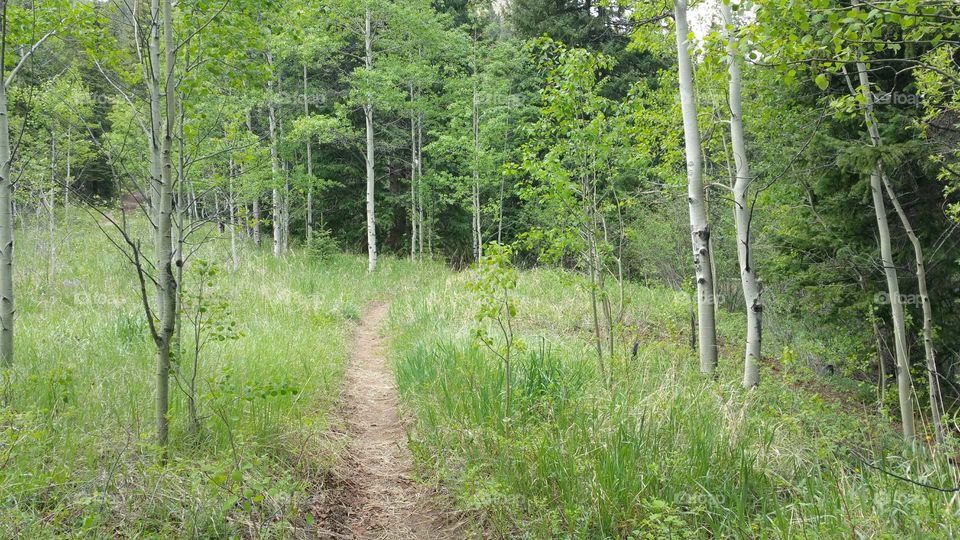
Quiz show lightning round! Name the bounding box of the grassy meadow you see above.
[2,215,440,537]
[389,268,960,538]
[3,215,960,538]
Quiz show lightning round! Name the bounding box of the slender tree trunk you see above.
[427,197,433,255]
[189,183,198,223]
[229,157,238,271]
[364,7,377,272]
[869,169,916,442]
[252,199,261,246]
[673,0,718,374]
[871,306,887,406]
[497,176,505,244]
[267,50,281,258]
[176,101,186,319]
[282,160,290,252]
[48,136,57,280]
[0,64,14,367]
[722,3,762,388]
[472,82,482,262]
[849,58,942,441]
[854,62,917,443]
[64,127,71,227]
[845,0,915,445]
[146,0,179,458]
[879,169,944,443]
[303,62,314,243]
[417,112,424,258]
[246,110,261,246]
[410,85,417,260]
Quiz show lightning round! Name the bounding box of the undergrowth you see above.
[0,216,436,538]
[390,268,960,538]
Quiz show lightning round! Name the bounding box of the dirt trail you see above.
[337,302,456,539]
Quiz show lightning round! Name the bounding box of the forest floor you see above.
[336,302,457,539]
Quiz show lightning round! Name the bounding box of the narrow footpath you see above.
[336,302,456,539]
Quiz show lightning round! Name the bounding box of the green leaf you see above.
[814,74,829,91]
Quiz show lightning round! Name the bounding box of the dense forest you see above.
[2,0,960,537]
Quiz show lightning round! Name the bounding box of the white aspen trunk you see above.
[409,84,418,259]
[245,110,261,246]
[879,169,944,444]
[854,62,916,443]
[174,103,186,369]
[159,0,178,457]
[267,50,281,258]
[252,199,261,245]
[409,88,415,259]
[722,3,761,388]
[303,62,313,243]
[185,181,197,223]
[214,193,223,233]
[282,160,290,252]
[145,0,179,456]
[673,0,718,374]
[364,6,377,272]
[472,82,482,262]
[64,128,71,220]
[271,185,281,256]
[417,112,424,258]
[48,136,57,279]
[497,176,505,244]
[427,197,433,255]
[229,157,239,270]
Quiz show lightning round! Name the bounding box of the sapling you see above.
[177,259,242,437]
[470,242,521,418]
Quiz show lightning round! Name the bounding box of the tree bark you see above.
[854,62,916,443]
[229,157,239,271]
[364,6,377,272]
[282,159,290,252]
[267,49,282,258]
[673,0,718,374]
[0,26,15,366]
[722,3,762,388]
[304,62,313,243]
[64,127,71,227]
[879,169,943,443]
[410,84,417,260]
[472,79,482,262]
[48,136,57,280]
[144,0,179,458]
[246,110,261,246]
[417,112,424,258]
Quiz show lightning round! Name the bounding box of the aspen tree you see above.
[673,0,718,374]
[304,62,314,243]
[267,48,282,258]
[364,5,378,272]
[721,1,762,387]
[0,2,71,366]
[852,61,919,443]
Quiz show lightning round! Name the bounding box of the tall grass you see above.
[0,214,432,537]
[391,268,960,538]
